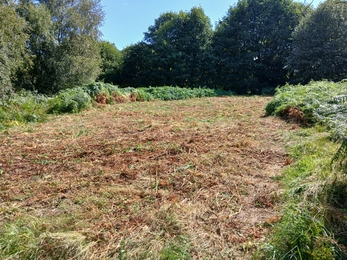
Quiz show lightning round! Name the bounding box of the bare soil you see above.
[0,96,292,259]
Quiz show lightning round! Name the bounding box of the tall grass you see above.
[263,80,347,259]
[262,128,344,259]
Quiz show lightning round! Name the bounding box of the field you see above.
[0,96,292,259]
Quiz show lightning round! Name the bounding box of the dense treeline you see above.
[1,0,347,96]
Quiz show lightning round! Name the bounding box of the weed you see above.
[160,236,192,260]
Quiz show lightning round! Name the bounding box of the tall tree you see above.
[120,42,155,87]
[212,0,302,94]
[17,0,104,93]
[97,41,122,84]
[142,7,213,87]
[0,0,28,97]
[287,0,347,84]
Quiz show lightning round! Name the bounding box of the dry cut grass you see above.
[0,96,292,259]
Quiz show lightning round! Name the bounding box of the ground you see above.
[0,96,293,259]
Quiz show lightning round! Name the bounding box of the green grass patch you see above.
[263,80,347,259]
[0,216,92,259]
[262,127,345,259]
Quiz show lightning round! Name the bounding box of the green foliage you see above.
[212,0,302,94]
[142,86,217,101]
[0,216,91,259]
[261,127,343,259]
[97,41,122,84]
[0,83,230,130]
[15,0,104,94]
[288,0,347,84]
[332,139,347,173]
[268,205,337,259]
[0,217,44,259]
[121,7,213,88]
[119,43,154,87]
[83,82,110,98]
[266,81,347,138]
[0,90,48,130]
[159,236,192,260]
[130,89,153,102]
[266,80,347,175]
[0,1,28,96]
[48,88,92,114]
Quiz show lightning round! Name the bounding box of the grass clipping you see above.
[0,96,290,259]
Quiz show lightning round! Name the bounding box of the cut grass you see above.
[0,96,290,259]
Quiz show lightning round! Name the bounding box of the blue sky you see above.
[100,0,322,50]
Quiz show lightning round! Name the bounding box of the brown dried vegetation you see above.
[281,106,307,125]
[0,96,292,259]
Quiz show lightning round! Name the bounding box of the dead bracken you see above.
[0,96,292,259]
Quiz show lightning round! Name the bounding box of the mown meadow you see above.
[0,81,347,259]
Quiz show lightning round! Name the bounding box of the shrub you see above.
[48,88,92,114]
[0,90,48,129]
[130,89,153,102]
[141,86,218,101]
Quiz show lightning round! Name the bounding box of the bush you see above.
[141,86,218,101]
[83,82,109,98]
[48,88,92,114]
[0,90,49,129]
[266,81,347,133]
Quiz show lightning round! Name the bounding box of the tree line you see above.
[1,0,347,96]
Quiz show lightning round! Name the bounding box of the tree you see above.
[17,0,104,94]
[287,0,347,84]
[142,7,213,87]
[212,0,302,94]
[0,0,28,97]
[97,41,122,84]
[119,42,155,87]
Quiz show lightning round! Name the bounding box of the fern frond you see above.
[331,94,347,104]
[332,138,347,172]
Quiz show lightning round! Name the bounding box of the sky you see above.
[100,0,322,50]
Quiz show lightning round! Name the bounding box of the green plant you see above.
[0,216,92,259]
[141,86,219,101]
[266,80,347,174]
[83,82,109,98]
[260,124,345,259]
[0,90,49,129]
[160,236,192,260]
[48,87,92,114]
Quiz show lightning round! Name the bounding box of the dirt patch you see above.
[0,96,292,259]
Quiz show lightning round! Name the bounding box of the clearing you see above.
[0,96,293,259]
